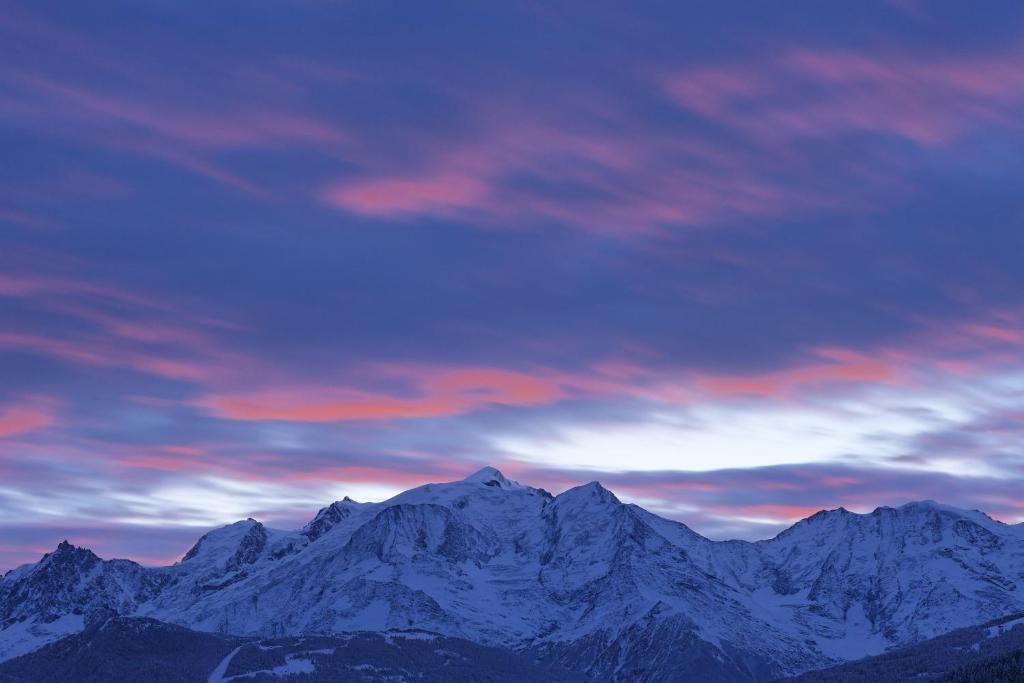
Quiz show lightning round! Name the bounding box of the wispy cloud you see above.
[0,402,55,438]
[664,46,1024,147]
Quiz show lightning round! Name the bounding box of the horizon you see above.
[3,1,1024,574]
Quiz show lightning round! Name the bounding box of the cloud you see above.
[664,46,1024,147]
[203,367,565,422]
[323,174,491,218]
[697,348,901,398]
[2,0,1024,572]
[0,269,256,384]
[0,403,54,438]
[319,109,833,234]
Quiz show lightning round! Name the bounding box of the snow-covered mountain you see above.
[2,467,1023,681]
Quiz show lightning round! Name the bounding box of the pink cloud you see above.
[203,366,565,422]
[0,332,112,367]
[912,309,1024,368]
[0,404,54,438]
[664,46,1024,147]
[318,92,837,234]
[197,321,1017,427]
[0,273,158,307]
[688,308,1024,403]
[707,502,827,522]
[425,368,562,404]
[0,331,219,382]
[962,323,1024,344]
[0,270,259,384]
[697,348,900,399]
[324,173,490,217]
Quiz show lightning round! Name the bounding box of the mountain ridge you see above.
[3,467,1024,681]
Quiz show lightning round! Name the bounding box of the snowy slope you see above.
[3,468,1024,680]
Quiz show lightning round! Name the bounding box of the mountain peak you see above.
[874,500,972,517]
[886,500,1003,527]
[898,499,942,511]
[463,466,520,489]
[303,499,358,541]
[48,540,95,560]
[39,540,101,570]
[180,518,267,566]
[556,480,620,505]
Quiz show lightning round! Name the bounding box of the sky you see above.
[2,0,1024,569]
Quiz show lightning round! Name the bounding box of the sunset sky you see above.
[3,1,1024,569]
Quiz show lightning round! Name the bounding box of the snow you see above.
[0,614,85,663]
[244,654,317,678]
[461,466,524,489]
[384,631,437,642]
[207,645,243,683]
[811,603,892,660]
[986,615,1024,639]
[208,646,332,681]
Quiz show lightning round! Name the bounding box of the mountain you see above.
[2,467,1024,681]
[0,541,165,661]
[782,611,1024,682]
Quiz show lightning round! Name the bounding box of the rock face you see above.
[2,468,1024,681]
